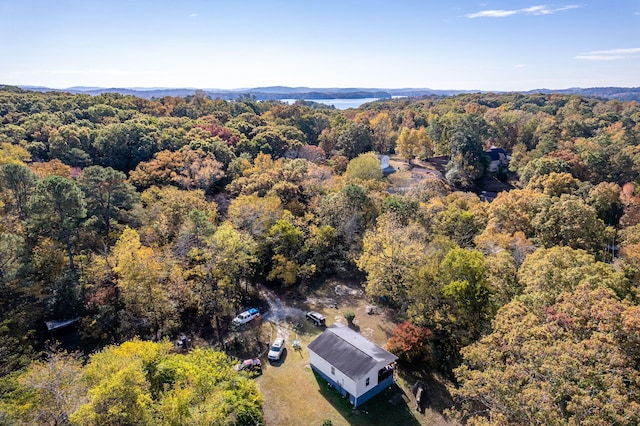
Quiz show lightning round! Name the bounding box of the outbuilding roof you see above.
[45,317,80,331]
[308,324,397,381]
[486,146,507,161]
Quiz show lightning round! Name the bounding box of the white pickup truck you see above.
[232,308,260,326]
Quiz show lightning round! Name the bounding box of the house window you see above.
[331,366,335,375]
[366,377,370,387]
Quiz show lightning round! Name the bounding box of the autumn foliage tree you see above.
[395,127,433,161]
[386,321,433,364]
[110,227,176,339]
[453,284,640,425]
[6,340,263,425]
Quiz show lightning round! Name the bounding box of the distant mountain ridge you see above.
[11,85,640,102]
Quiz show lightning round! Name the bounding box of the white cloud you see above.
[190,13,198,17]
[576,47,640,60]
[466,9,519,18]
[575,55,625,61]
[466,4,581,19]
[515,64,526,68]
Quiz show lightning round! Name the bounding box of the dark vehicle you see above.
[306,311,326,326]
[235,358,262,374]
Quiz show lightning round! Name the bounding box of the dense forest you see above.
[0,85,639,424]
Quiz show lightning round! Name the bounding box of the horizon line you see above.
[7,83,640,93]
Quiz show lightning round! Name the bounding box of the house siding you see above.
[309,350,357,396]
[310,350,395,407]
[312,364,395,407]
[354,374,396,406]
[308,325,398,408]
[352,360,388,396]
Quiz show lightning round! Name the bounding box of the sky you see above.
[1,0,639,91]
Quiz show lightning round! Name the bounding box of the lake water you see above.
[280,98,383,110]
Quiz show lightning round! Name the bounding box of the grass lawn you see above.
[255,281,456,425]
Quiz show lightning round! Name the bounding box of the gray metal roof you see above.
[45,317,80,331]
[308,325,397,381]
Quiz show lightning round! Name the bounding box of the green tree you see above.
[317,184,377,256]
[532,194,611,255]
[431,203,483,248]
[267,217,304,259]
[78,165,139,237]
[251,127,299,158]
[439,247,493,349]
[0,163,37,220]
[445,115,488,188]
[0,232,34,376]
[29,175,86,274]
[302,224,341,277]
[485,250,520,308]
[93,120,159,171]
[343,152,383,182]
[519,156,571,184]
[337,122,373,159]
[587,181,623,225]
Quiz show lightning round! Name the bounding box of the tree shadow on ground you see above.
[313,371,421,426]
[347,322,360,333]
[399,368,455,416]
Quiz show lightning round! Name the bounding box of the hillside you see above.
[12,84,640,102]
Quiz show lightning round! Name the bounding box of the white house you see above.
[377,155,396,175]
[307,325,398,407]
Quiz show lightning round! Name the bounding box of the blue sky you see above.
[1,1,639,90]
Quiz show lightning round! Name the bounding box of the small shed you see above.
[308,325,397,407]
[45,317,81,350]
[377,155,397,175]
[485,146,510,173]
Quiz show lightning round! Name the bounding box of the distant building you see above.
[45,317,81,350]
[308,325,398,407]
[377,155,396,175]
[479,191,498,202]
[485,146,510,173]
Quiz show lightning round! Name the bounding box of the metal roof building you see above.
[308,325,397,407]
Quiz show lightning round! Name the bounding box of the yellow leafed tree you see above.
[110,227,176,339]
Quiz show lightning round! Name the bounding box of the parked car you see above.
[235,358,262,374]
[306,311,326,326]
[268,337,286,362]
[232,308,260,326]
